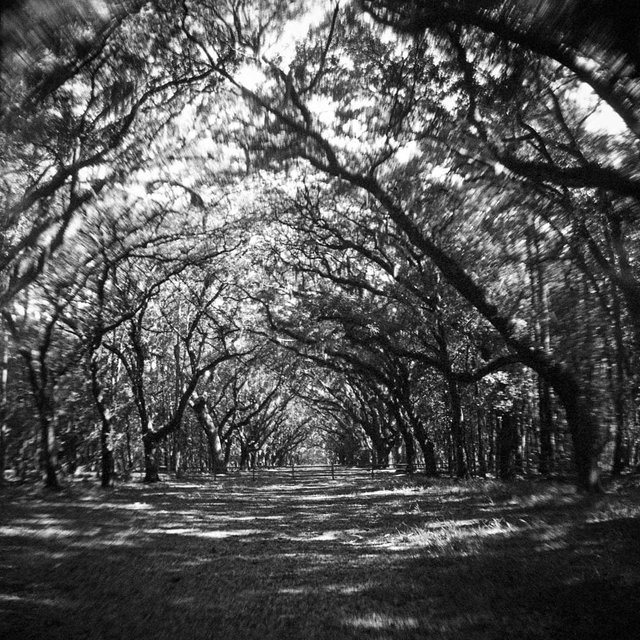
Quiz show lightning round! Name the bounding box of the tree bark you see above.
[475,385,487,477]
[372,434,391,468]
[224,439,233,466]
[191,396,226,473]
[239,440,250,470]
[538,380,555,474]
[610,285,628,477]
[142,435,160,483]
[529,227,555,475]
[0,325,8,486]
[421,439,438,476]
[447,376,467,478]
[398,421,416,473]
[411,417,438,476]
[0,419,6,486]
[496,411,518,480]
[43,414,59,489]
[23,351,59,489]
[89,350,114,488]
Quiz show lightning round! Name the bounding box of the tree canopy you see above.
[1,0,639,492]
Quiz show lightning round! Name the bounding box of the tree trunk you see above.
[434,320,467,478]
[0,421,6,486]
[421,439,438,476]
[402,426,416,474]
[0,360,9,486]
[124,417,133,480]
[224,439,233,466]
[528,220,556,476]
[89,350,114,488]
[610,286,628,477]
[0,325,7,486]
[611,394,626,477]
[41,411,60,489]
[206,430,225,473]
[513,409,524,475]
[373,437,391,468]
[447,376,467,478]
[100,426,114,488]
[191,396,226,473]
[142,435,160,483]
[476,398,487,477]
[23,350,59,490]
[496,411,518,480]
[538,379,555,474]
[556,387,601,491]
[174,448,183,479]
[410,415,438,476]
[239,441,250,470]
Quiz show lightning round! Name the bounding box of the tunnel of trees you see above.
[1,0,639,493]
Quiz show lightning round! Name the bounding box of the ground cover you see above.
[1,471,640,639]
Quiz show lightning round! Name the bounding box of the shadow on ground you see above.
[1,472,639,639]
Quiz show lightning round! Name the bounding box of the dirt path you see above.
[1,472,640,639]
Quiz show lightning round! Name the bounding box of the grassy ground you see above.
[1,470,640,640]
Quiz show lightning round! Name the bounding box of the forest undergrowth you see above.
[1,472,640,640]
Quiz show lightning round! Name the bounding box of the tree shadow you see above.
[1,476,639,639]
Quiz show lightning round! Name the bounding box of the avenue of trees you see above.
[1,0,639,492]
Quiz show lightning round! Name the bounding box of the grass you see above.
[1,470,640,639]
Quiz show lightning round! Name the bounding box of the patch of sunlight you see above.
[154,510,202,520]
[0,593,75,608]
[278,587,309,595]
[576,90,627,135]
[323,584,364,595]
[536,539,567,551]
[395,140,420,164]
[586,499,640,522]
[355,487,428,498]
[94,537,137,548]
[307,94,337,127]
[33,515,71,525]
[340,527,381,542]
[236,63,267,91]
[165,483,210,491]
[269,3,328,67]
[534,525,567,541]
[124,501,153,510]
[194,529,264,539]
[303,531,341,541]
[254,482,306,492]
[298,493,351,502]
[221,515,284,522]
[77,494,100,502]
[0,594,22,602]
[143,525,266,539]
[0,525,77,539]
[481,518,516,535]
[387,517,519,551]
[344,613,420,630]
